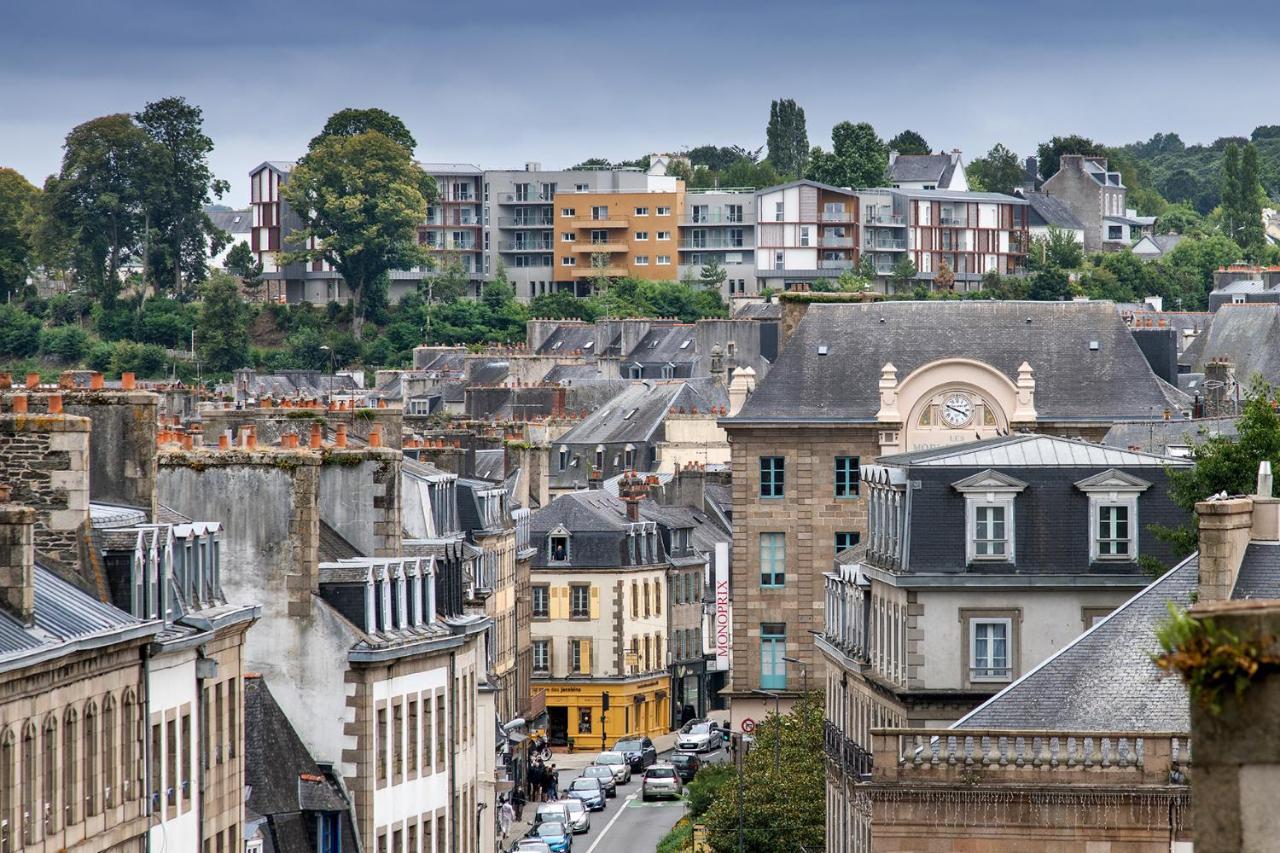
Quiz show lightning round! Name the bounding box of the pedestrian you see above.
[548,763,560,800]
[499,795,515,841]
[512,786,527,821]
[530,761,544,802]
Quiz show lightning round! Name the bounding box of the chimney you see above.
[619,470,647,522]
[709,345,725,386]
[1196,492,1257,603]
[0,485,36,627]
[727,366,756,416]
[950,148,962,165]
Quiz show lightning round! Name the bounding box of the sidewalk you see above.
[499,731,682,850]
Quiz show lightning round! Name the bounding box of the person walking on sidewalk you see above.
[547,764,560,800]
[512,787,527,821]
[499,795,515,842]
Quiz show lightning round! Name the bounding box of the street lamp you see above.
[783,655,809,697]
[751,689,781,774]
[319,345,334,403]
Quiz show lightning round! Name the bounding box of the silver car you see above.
[559,797,590,834]
[640,764,683,801]
[676,721,723,753]
[592,751,633,784]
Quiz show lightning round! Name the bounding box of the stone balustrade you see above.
[871,728,1191,786]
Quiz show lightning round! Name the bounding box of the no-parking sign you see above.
[741,718,756,734]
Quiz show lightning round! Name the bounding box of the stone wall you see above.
[319,448,403,557]
[61,389,159,516]
[201,406,404,450]
[0,412,92,577]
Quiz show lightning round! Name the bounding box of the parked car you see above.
[670,751,702,782]
[676,720,723,753]
[592,751,633,784]
[581,764,618,797]
[560,797,590,833]
[640,764,683,801]
[566,777,606,811]
[533,801,571,828]
[528,821,572,853]
[512,842,553,853]
[613,735,658,771]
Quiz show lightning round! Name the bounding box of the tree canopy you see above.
[1037,134,1106,180]
[765,99,809,179]
[0,168,40,300]
[888,129,930,156]
[196,271,250,372]
[307,107,417,153]
[966,143,1025,194]
[806,121,888,189]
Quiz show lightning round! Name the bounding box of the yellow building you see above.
[529,489,672,748]
[553,186,685,289]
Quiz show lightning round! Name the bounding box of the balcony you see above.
[498,216,553,228]
[569,266,626,278]
[424,242,478,252]
[865,238,907,251]
[682,212,748,225]
[939,216,968,227]
[821,211,853,223]
[823,721,873,779]
[570,217,628,229]
[573,242,627,253]
[445,195,478,204]
[679,238,747,250]
[819,259,854,271]
[500,242,554,252]
[819,236,854,248]
[865,213,905,226]
[499,192,552,204]
[424,219,481,228]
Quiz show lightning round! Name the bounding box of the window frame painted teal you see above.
[760,623,787,689]
[759,456,785,499]
[759,533,786,588]
[835,532,860,553]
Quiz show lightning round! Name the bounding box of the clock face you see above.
[940,393,974,427]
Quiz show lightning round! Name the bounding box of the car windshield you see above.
[585,767,610,777]
[596,752,624,764]
[536,823,567,838]
[646,767,677,779]
[537,805,565,818]
[562,799,585,814]
[571,779,598,790]
[672,754,694,765]
[688,722,712,734]
[615,739,644,751]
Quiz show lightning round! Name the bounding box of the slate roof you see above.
[1189,304,1280,383]
[1134,234,1184,255]
[877,433,1189,469]
[544,363,607,382]
[473,448,506,483]
[954,555,1197,732]
[556,381,727,446]
[536,324,598,356]
[733,302,782,320]
[1102,417,1238,455]
[889,154,956,186]
[1023,192,1085,231]
[206,208,252,235]
[467,360,510,386]
[731,301,1180,424]
[625,326,699,365]
[1231,542,1280,600]
[1215,278,1267,294]
[886,188,1026,204]
[0,565,156,671]
[318,521,363,562]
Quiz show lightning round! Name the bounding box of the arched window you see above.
[41,716,56,834]
[1,727,14,853]
[122,691,136,800]
[21,724,35,845]
[62,709,77,826]
[83,702,98,816]
[102,696,115,809]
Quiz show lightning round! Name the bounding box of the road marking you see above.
[584,793,637,853]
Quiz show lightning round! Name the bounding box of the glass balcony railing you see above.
[864,238,907,251]
[681,212,748,224]
[865,213,905,226]
[819,259,855,270]
[819,236,854,248]
[821,211,853,222]
[499,192,552,203]
[499,242,554,252]
[497,217,553,228]
[679,238,747,250]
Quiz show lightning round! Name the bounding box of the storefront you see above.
[670,659,710,728]
[541,675,670,749]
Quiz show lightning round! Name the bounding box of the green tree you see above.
[1157,203,1203,235]
[0,168,39,299]
[888,129,930,155]
[528,291,598,321]
[0,303,42,358]
[1221,142,1243,242]
[224,241,263,297]
[1238,143,1266,258]
[50,114,155,299]
[308,107,417,153]
[806,121,888,189]
[1028,227,1084,271]
[702,693,825,853]
[888,256,917,292]
[39,325,91,363]
[687,145,759,172]
[1028,267,1071,301]
[25,176,74,276]
[1037,134,1106,180]
[135,96,230,295]
[196,271,249,373]
[966,143,1025,194]
[699,258,727,291]
[666,159,693,183]
[765,99,809,178]
[281,130,435,340]
[1165,233,1244,305]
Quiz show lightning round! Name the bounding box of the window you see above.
[85,704,99,815]
[799,226,811,247]
[215,684,224,764]
[1097,505,1131,558]
[181,712,191,803]
[228,680,237,759]
[643,581,651,617]
[835,532,860,553]
[631,581,638,618]
[834,456,860,498]
[435,695,446,771]
[421,694,433,774]
[570,584,590,618]
[392,703,403,778]
[759,456,784,498]
[1107,225,1123,241]
[321,814,341,853]
[558,447,568,471]
[774,251,784,270]
[591,205,609,220]
[657,255,671,265]
[42,717,56,831]
[759,533,785,588]
[974,506,1008,558]
[1,729,12,849]
[774,201,784,222]
[570,639,585,673]
[561,208,576,217]
[20,726,33,845]
[1082,607,1112,630]
[407,700,418,773]
[123,694,135,799]
[635,256,649,266]
[760,624,787,689]
[561,257,576,266]
[590,229,609,243]
[64,710,77,825]
[533,640,549,672]
[727,204,743,223]
[657,206,671,216]
[165,717,176,808]
[560,232,576,242]
[970,618,1013,682]
[532,586,549,618]
[376,708,387,784]
[634,231,648,240]
[657,231,671,240]
[577,707,593,735]
[549,533,568,562]
[634,207,649,216]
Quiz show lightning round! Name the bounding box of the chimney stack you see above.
[727,366,756,417]
[1196,493,1257,603]
[0,484,36,627]
[619,470,647,522]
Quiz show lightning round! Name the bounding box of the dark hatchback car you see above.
[612,735,657,771]
[670,751,702,782]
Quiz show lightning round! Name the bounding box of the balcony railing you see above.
[679,238,747,250]
[819,236,854,248]
[500,242,554,252]
[865,238,907,251]
[865,213,905,226]
[424,219,480,228]
[570,217,628,229]
[939,216,968,227]
[425,242,478,252]
[498,217,554,228]
[573,242,627,253]
[871,728,1192,785]
[823,721,874,779]
[682,212,748,225]
[820,211,853,222]
[499,192,552,204]
[819,260,855,271]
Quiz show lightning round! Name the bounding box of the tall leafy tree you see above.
[0,168,39,299]
[136,96,230,296]
[805,121,888,189]
[196,270,249,372]
[308,107,417,153]
[765,99,809,179]
[281,130,435,340]
[1238,143,1266,258]
[888,129,930,155]
[966,143,1025,194]
[699,258,727,291]
[51,113,155,299]
[1221,142,1242,241]
[1037,134,1106,180]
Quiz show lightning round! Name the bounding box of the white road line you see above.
[583,793,638,853]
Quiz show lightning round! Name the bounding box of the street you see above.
[508,743,730,853]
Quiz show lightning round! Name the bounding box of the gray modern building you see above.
[678,189,758,298]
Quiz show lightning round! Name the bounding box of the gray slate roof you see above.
[954,555,1197,732]
[733,302,782,320]
[1102,417,1238,455]
[1232,542,1280,600]
[1190,304,1280,383]
[889,154,956,185]
[557,380,726,446]
[536,324,598,356]
[626,326,699,365]
[544,364,607,382]
[1024,192,1085,231]
[732,301,1180,423]
[206,208,252,234]
[878,433,1188,469]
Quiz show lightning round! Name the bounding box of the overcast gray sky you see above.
[3,0,1279,206]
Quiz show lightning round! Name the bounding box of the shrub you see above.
[110,341,169,378]
[0,304,42,358]
[39,325,92,363]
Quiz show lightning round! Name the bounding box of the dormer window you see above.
[548,527,570,563]
[624,444,636,469]
[952,470,1028,565]
[595,446,604,472]
[1075,469,1151,563]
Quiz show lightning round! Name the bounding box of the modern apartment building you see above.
[552,180,683,292]
[420,163,486,294]
[755,180,861,287]
[678,189,758,298]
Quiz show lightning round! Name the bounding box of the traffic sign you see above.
[741,718,756,734]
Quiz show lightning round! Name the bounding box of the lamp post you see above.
[751,689,781,774]
[319,345,334,404]
[783,655,808,697]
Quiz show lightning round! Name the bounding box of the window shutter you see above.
[553,587,567,620]
[581,639,592,675]
[589,586,600,620]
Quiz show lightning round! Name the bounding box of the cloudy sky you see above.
[3,0,1278,206]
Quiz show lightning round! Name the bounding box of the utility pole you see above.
[752,689,781,774]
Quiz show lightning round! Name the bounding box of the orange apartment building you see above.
[554,186,686,292]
